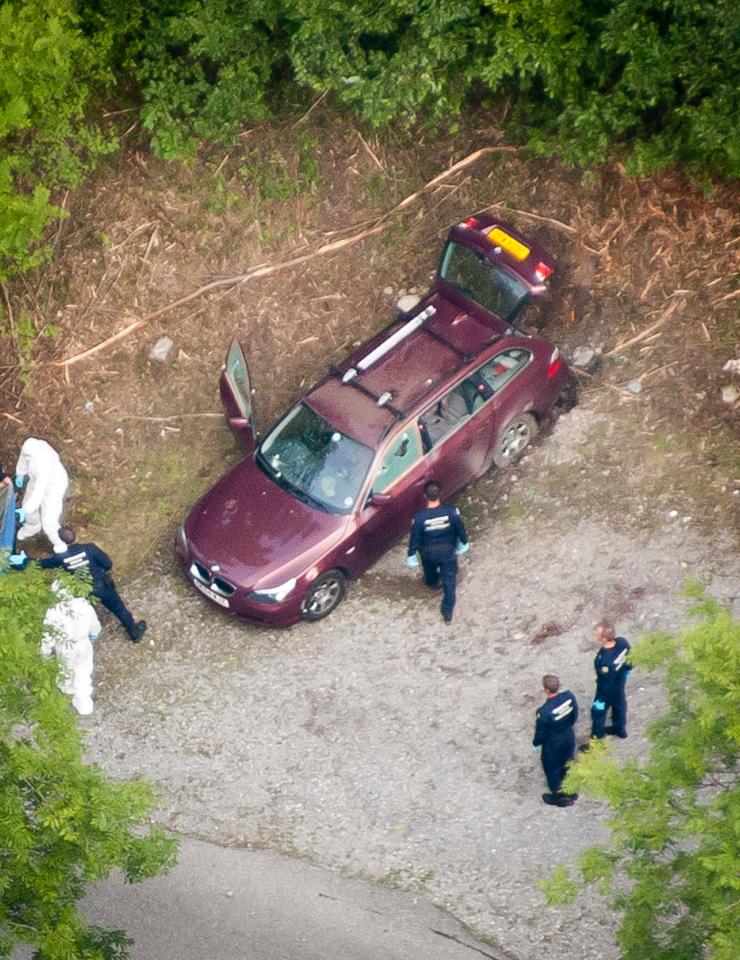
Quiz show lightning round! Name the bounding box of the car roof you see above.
[306,291,533,448]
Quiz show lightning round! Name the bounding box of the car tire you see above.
[300,569,347,622]
[492,413,538,468]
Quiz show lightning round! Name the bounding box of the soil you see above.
[1,108,738,958]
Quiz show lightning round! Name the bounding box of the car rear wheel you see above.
[300,569,347,622]
[492,413,538,468]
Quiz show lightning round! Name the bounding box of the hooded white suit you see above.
[15,438,69,553]
[42,585,101,716]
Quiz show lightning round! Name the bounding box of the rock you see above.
[571,346,595,368]
[722,358,740,375]
[397,293,421,314]
[625,380,643,395]
[714,207,731,222]
[83,401,94,412]
[720,384,739,405]
[149,336,176,364]
[667,509,678,519]
[383,286,394,296]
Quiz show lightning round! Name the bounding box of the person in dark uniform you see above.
[532,674,579,807]
[580,620,631,749]
[406,481,468,624]
[39,527,147,643]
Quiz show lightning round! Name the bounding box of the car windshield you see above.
[439,240,529,322]
[257,403,373,514]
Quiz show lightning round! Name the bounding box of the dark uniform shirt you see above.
[594,637,632,698]
[533,690,579,747]
[39,543,113,592]
[408,504,467,559]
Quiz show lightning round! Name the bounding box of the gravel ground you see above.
[81,395,739,960]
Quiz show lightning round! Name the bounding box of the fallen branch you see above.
[117,413,224,422]
[55,145,518,369]
[603,299,682,358]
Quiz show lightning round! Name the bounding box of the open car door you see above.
[219,338,258,452]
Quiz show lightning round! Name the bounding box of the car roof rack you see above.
[329,365,405,421]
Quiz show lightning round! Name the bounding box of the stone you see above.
[572,346,595,368]
[149,336,176,364]
[722,358,740,375]
[383,286,394,296]
[625,380,643,395]
[720,384,739,405]
[397,293,421,314]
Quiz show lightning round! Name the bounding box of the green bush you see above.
[0,564,178,958]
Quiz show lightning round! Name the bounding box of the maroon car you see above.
[176,214,573,625]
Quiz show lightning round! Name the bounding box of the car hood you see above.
[184,458,347,589]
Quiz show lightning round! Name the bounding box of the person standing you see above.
[39,527,147,643]
[42,582,101,716]
[406,481,468,624]
[582,620,632,746]
[532,675,579,807]
[14,437,69,554]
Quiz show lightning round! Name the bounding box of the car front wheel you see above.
[492,413,538,468]
[300,569,347,622]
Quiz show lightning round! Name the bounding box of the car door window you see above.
[373,427,423,493]
[479,349,531,392]
[418,377,488,451]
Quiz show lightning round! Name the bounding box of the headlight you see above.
[248,577,297,604]
[176,525,188,553]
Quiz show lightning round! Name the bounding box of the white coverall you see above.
[15,438,69,553]
[42,588,101,716]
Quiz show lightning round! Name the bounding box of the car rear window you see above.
[439,240,529,322]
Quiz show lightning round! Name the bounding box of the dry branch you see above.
[55,146,519,369]
[603,299,682,358]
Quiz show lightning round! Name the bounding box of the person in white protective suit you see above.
[15,437,69,554]
[42,583,101,716]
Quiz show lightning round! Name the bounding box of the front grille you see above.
[189,562,237,596]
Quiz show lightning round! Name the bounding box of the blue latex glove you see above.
[89,633,100,642]
[531,744,540,754]
[9,550,28,567]
[456,541,470,555]
[14,474,26,489]
[15,507,25,524]
[592,699,606,711]
[405,554,419,568]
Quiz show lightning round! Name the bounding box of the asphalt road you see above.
[83,837,510,960]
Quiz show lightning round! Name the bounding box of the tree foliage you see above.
[0,565,178,959]
[543,586,740,960]
[0,0,738,282]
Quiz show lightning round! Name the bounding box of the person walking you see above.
[532,674,579,807]
[14,437,69,554]
[580,619,631,749]
[39,527,147,643]
[406,481,468,624]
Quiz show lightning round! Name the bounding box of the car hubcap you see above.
[501,421,530,460]
[306,578,341,614]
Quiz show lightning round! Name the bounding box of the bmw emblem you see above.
[210,564,221,573]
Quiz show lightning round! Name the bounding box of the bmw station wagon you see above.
[176,214,574,625]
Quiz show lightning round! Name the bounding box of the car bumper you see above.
[175,543,303,628]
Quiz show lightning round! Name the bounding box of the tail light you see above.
[535,261,553,282]
[547,348,562,378]
[464,217,481,229]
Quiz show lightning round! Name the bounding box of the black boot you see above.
[129,620,147,643]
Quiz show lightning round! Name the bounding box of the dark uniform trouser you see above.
[420,550,458,618]
[94,581,136,635]
[591,683,627,738]
[542,732,575,794]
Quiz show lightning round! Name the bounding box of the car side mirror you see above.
[228,417,250,431]
[369,491,392,507]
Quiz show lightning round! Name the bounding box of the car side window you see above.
[479,349,531,393]
[373,427,423,493]
[418,375,490,451]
